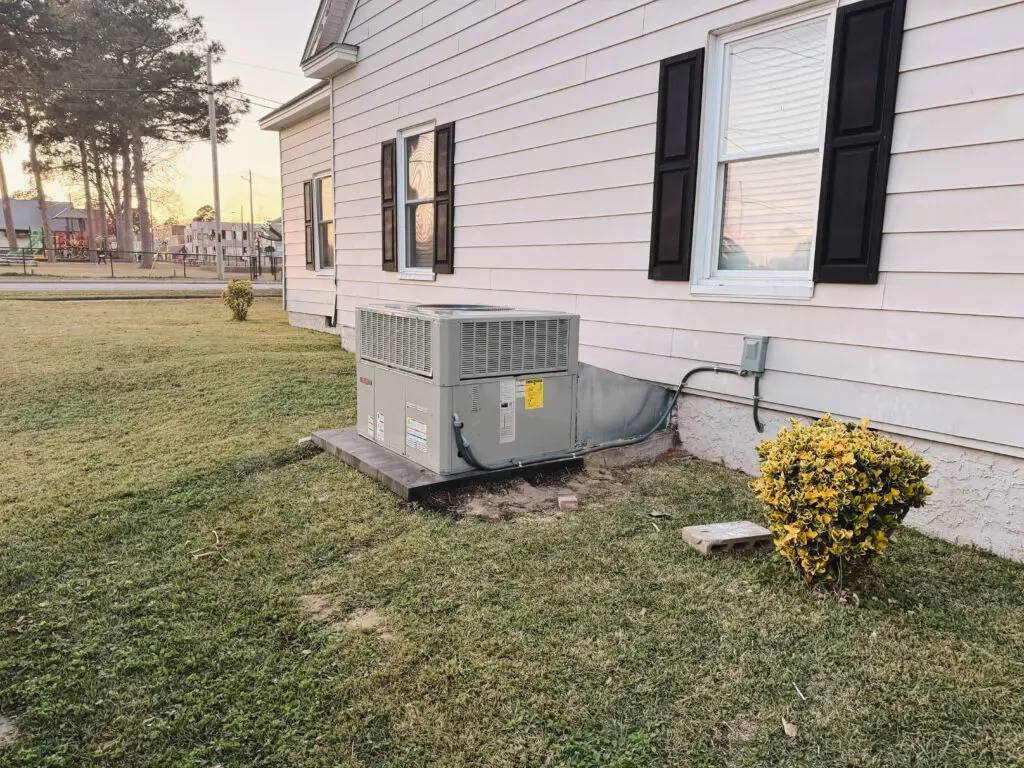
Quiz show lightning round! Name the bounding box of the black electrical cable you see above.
[753,373,766,434]
[453,364,765,473]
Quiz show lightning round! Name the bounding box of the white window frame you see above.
[310,171,334,275]
[691,2,837,300]
[395,121,437,281]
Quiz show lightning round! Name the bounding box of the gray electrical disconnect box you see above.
[740,336,770,374]
[356,303,580,475]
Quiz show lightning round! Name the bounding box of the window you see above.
[303,174,334,271]
[397,126,435,272]
[692,6,835,297]
[316,176,334,270]
[381,123,455,274]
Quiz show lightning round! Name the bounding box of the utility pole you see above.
[247,170,255,274]
[207,48,224,279]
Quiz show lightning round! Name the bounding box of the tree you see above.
[12,190,36,200]
[194,205,215,222]
[0,106,19,250]
[0,0,70,255]
[65,0,247,268]
[6,0,247,268]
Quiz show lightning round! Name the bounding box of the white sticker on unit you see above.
[499,379,516,444]
[367,414,374,439]
[406,417,428,454]
[375,411,385,443]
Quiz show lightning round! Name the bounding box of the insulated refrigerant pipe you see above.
[452,364,766,473]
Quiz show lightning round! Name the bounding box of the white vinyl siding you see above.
[321,0,1024,458]
[279,108,335,316]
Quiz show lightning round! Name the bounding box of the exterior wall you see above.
[300,0,1024,555]
[327,0,1024,461]
[677,396,1024,562]
[289,310,342,336]
[280,108,335,319]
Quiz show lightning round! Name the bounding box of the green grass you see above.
[1,299,1022,767]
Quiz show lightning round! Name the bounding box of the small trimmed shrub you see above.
[752,415,932,586]
[222,279,255,321]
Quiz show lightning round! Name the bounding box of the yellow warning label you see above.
[524,378,544,410]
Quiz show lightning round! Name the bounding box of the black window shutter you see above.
[433,122,455,275]
[649,48,704,282]
[380,139,398,272]
[303,181,314,270]
[814,0,907,284]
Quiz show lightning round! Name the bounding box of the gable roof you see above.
[302,0,359,64]
[0,200,88,233]
[258,81,331,131]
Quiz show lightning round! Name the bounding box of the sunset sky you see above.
[2,0,322,224]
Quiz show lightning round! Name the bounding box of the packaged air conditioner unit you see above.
[356,303,580,475]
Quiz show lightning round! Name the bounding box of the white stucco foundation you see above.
[677,395,1024,563]
[288,311,341,337]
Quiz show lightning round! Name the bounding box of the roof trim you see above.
[302,0,359,64]
[258,82,331,131]
[301,42,358,79]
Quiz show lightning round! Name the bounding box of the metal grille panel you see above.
[360,309,432,377]
[460,318,569,379]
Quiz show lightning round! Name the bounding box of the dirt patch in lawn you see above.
[345,608,400,642]
[298,594,338,622]
[299,598,401,642]
[422,465,632,522]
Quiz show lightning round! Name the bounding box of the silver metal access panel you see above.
[356,303,580,475]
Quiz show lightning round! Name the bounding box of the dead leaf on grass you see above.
[0,715,19,747]
[782,717,798,739]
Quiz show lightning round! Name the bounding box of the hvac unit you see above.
[356,303,580,475]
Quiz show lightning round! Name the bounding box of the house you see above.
[153,223,187,255]
[0,199,90,248]
[183,220,258,264]
[261,0,1024,561]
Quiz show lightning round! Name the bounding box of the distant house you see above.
[153,223,187,255]
[261,0,1024,561]
[183,220,257,263]
[182,220,283,266]
[0,199,89,248]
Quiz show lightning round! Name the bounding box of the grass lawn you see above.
[1,298,1022,767]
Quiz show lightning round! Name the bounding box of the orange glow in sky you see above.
[1,0,321,224]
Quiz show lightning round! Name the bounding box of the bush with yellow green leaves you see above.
[752,415,932,586]
[222,279,255,321]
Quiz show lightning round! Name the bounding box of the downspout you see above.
[276,124,287,313]
[330,74,340,333]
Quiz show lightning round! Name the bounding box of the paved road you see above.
[0,281,281,292]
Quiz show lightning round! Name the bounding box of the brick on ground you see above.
[680,521,773,555]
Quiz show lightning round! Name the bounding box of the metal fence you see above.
[0,247,282,281]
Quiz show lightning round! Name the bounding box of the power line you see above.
[0,83,280,110]
[222,58,310,80]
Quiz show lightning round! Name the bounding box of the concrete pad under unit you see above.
[681,521,773,555]
[310,427,583,501]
